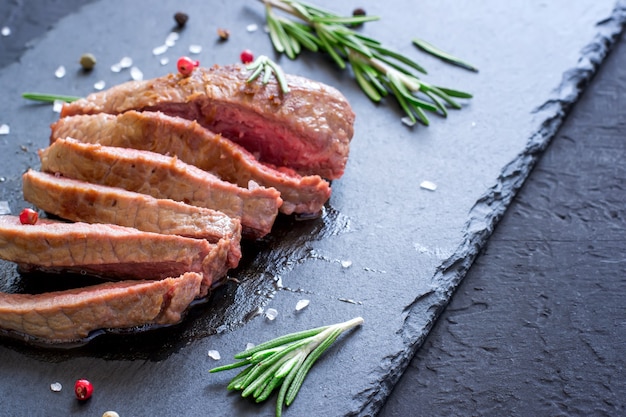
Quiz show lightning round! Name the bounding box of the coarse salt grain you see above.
[52,100,64,113]
[265,308,278,321]
[130,66,143,81]
[165,32,179,46]
[246,23,258,32]
[245,342,255,351]
[420,180,437,191]
[50,382,62,392]
[189,44,202,54]
[401,117,416,127]
[160,57,170,66]
[208,349,221,360]
[94,80,106,90]
[1,27,10,37]
[341,260,352,268]
[110,63,122,73]
[152,44,168,56]
[295,299,310,311]
[0,124,9,135]
[0,201,10,215]
[54,66,66,78]
[119,56,133,68]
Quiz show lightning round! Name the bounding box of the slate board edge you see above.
[351,2,626,416]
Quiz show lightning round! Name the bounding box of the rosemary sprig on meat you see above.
[246,55,291,94]
[210,316,364,417]
[260,0,475,125]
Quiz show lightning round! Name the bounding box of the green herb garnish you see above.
[260,0,476,125]
[21,92,81,103]
[246,55,291,94]
[413,38,479,72]
[210,316,364,417]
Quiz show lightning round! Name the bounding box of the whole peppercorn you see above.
[19,208,38,225]
[217,28,230,41]
[174,12,189,28]
[177,56,199,76]
[79,53,96,70]
[352,7,366,17]
[74,379,93,401]
[240,49,254,64]
[351,7,367,27]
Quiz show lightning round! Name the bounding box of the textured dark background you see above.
[1,1,626,416]
[380,19,626,417]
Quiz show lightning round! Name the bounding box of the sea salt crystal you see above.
[160,57,170,66]
[52,100,64,113]
[130,66,143,81]
[152,44,168,56]
[265,308,278,321]
[420,180,437,191]
[0,124,9,135]
[165,32,179,47]
[94,80,106,90]
[246,23,258,32]
[119,56,133,68]
[1,27,10,37]
[54,66,66,78]
[245,342,255,351]
[189,44,202,54]
[401,116,416,127]
[341,260,352,268]
[207,349,221,360]
[295,299,310,311]
[110,63,122,73]
[50,382,62,392]
[0,201,10,215]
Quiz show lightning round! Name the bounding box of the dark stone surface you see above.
[380,23,626,417]
[0,1,625,416]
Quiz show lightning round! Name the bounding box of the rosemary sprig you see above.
[260,0,475,125]
[210,316,364,417]
[246,55,291,94]
[21,92,81,103]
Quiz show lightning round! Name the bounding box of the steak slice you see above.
[39,138,282,238]
[0,272,202,343]
[0,215,231,296]
[22,169,242,267]
[60,64,355,180]
[50,111,332,215]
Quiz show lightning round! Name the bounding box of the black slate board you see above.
[380,24,626,417]
[0,1,625,416]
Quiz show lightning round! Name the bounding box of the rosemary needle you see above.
[21,92,81,103]
[413,38,479,72]
[210,317,363,417]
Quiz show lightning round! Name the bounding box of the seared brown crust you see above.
[60,64,355,179]
[22,169,242,267]
[0,215,231,295]
[39,138,282,238]
[0,272,203,342]
[51,111,332,215]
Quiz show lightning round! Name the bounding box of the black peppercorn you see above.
[174,12,189,28]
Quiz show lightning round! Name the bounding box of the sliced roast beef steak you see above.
[0,215,232,295]
[0,272,202,343]
[50,111,332,215]
[22,169,242,266]
[39,138,282,238]
[60,64,355,179]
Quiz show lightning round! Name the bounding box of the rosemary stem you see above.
[259,0,306,21]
